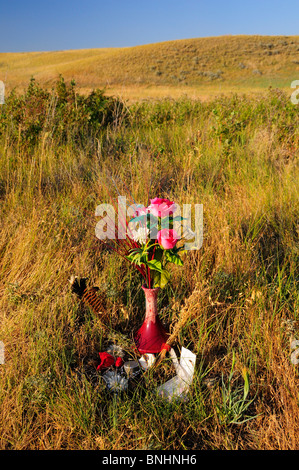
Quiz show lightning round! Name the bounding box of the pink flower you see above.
[147,198,176,218]
[157,229,179,250]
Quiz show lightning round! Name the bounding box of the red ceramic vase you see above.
[134,286,169,354]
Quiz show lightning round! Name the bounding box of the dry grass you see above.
[0,83,298,450]
[1,35,299,101]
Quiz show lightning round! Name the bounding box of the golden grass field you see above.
[0,36,298,450]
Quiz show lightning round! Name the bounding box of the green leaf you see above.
[174,246,186,253]
[160,215,187,222]
[129,214,158,225]
[146,259,163,272]
[164,251,183,266]
[172,215,187,222]
[160,270,170,288]
[128,248,142,255]
[160,219,173,229]
[152,269,170,288]
[126,247,149,266]
[153,246,164,261]
[160,215,187,229]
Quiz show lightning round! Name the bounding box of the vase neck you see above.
[142,286,159,322]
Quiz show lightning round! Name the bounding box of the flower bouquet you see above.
[96,196,190,355]
[126,197,185,290]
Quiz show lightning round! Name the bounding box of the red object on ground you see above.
[97,352,115,371]
[115,357,124,368]
[134,286,169,354]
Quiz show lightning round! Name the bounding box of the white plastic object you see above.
[157,347,196,401]
[138,353,156,370]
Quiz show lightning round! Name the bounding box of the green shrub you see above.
[0,76,128,150]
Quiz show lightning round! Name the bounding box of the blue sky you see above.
[0,0,298,52]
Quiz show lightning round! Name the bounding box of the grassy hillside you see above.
[1,35,299,100]
[0,80,298,449]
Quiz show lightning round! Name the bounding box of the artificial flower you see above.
[96,352,115,371]
[157,228,179,250]
[132,226,149,244]
[115,357,124,368]
[102,370,128,393]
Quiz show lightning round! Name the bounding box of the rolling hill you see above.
[1,35,299,100]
